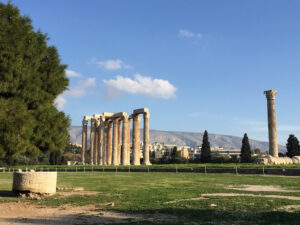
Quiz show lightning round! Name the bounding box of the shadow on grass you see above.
[0,190,17,197]
[1,209,300,225]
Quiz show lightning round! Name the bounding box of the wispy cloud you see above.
[54,78,96,110]
[92,58,132,70]
[102,74,177,99]
[65,69,81,77]
[178,29,203,39]
[65,78,96,97]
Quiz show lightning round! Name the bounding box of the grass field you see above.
[1,172,300,224]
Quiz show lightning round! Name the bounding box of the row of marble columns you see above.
[81,109,151,166]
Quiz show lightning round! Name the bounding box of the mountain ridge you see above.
[68,126,286,152]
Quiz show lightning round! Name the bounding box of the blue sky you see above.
[4,0,300,144]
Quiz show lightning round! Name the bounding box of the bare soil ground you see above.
[224,185,299,192]
[0,202,141,225]
[202,193,300,200]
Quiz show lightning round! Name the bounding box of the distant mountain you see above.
[68,126,286,153]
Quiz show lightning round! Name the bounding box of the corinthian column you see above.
[94,120,99,165]
[81,119,88,165]
[99,117,104,165]
[112,119,119,165]
[133,115,141,165]
[264,90,278,157]
[143,112,151,165]
[122,115,129,165]
[107,121,113,165]
[103,123,108,165]
[117,120,122,164]
[127,118,131,165]
[90,118,96,165]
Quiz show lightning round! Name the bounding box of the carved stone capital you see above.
[82,120,88,126]
[264,90,277,100]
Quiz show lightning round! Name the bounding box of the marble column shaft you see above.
[81,119,88,165]
[122,116,129,165]
[103,124,108,165]
[99,121,104,165]
[112,119,119,165]
[107,121,113,165]
[133,115,141,165]
[143,112,151,165]
[117,120,122,164]
[90,119,96,165]
[127,118,131,165]
[265,90,278,157]
[94,121,99,165]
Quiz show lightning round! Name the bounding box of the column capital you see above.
[82,119,88,126]
[264,90,277,100]
[84,115,92,120]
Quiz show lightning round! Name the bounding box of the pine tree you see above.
[286,134,300,158]
[241,133,251,163]
[201,130,211,163]
[0,3,70,164]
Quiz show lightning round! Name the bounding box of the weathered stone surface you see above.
[264,90,278,157]
[133,115,141,165]
[112,119,119,165]
[13,171,57,194]
[81,119,88,165]
[143,112,151,165]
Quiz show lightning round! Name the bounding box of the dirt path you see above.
[0,202,141,225]
[224,185,299,192]
[202,193,300,200]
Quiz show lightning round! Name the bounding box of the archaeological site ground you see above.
[1,171,300,225]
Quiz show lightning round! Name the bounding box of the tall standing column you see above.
[99,118,104,165]
[81,119,88,165]
[103,123,108,165]
[143,112,151,165]
[112,119,119,165]
[107,121,113,165]
[90,118,96,165]
[122,115,129,165]
[264,90,278,157]
[133,115,141,165]
[94,120,99,165]
[127,118,131,165]
[117,120,122,164]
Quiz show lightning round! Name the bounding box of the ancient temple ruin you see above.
[81,108,151,166]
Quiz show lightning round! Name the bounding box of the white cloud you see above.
[65,69,82,77]
[54,77,97,110]
[92,58,132,70]
[178,29,203,39]
[65,78,96,97]
[103,74,177,99]
[54,96,67,110]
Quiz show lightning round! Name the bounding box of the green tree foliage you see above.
[200,130,211,163]
[0,3,70,165]
[241,133,251,163]
[286,134,300,158]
